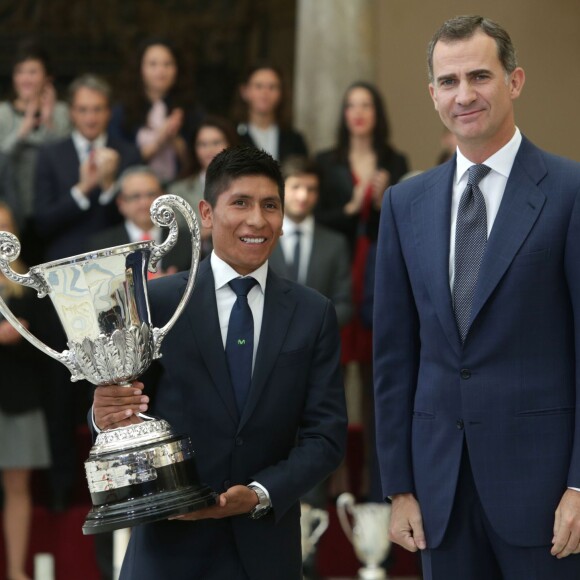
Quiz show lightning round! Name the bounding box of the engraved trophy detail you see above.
[337,492,392,580]
[0,194,217,534]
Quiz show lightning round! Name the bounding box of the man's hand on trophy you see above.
[169,485,259,521]
[93,381,150,430]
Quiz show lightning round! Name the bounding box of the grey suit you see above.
[269,224,352,327]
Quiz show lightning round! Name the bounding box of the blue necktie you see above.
[453,164,491,342]
[226,277,258,412]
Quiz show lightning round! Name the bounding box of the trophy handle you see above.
[0,232,79,376]
[336,492,356,542]
[149,194,201,358]
[308,506,329,546]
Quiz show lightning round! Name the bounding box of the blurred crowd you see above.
[0,36,453,580]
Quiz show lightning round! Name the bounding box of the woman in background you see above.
[0,40,70,263]
[109,38,196,184]
[236,62,307,162]
[168,115,237,258]
[0,202,50,580]
[316,81,408,500]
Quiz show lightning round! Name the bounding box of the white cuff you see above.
[568,487,580,493]
[98,183,118,205]
[249,480,272,507]
[91,406,102,434]
[71,186,91,210]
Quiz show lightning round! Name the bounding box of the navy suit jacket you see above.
[374,136,580,549]
[33,135,141,261]
[119,258,347,579]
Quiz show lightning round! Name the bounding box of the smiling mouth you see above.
[240,237,266,244]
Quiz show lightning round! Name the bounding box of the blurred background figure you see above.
[0,39,71,265]
[32,73,141,514]
[236,62,308,162]
[109,38,199,185]
[168,115,238,258]
[435,126,458,165]
[270,155,352,327]
[315,81,408,501]
[0,202,50,580]
[89,165,192,273]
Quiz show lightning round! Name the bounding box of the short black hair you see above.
[280,156,320,182]
[204,146,284,208]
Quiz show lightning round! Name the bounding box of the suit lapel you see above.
[412,161,461,354]
[238,268,296,431]
[186,259,239,425]
[469,139,547,329]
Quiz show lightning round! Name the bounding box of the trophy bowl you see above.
[337,493,392,580]
[0,194,218,534]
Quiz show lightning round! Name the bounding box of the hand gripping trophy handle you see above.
[0,194,200,384]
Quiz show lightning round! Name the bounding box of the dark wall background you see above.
[0,0,297,119]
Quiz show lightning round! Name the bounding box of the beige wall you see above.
[375,1,580,171]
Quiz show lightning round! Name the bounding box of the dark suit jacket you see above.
[269,224,352,327]
[88,223,192,273]
[315,146,409,253]
[237,125,308,163]
[117,259,347,579]
[374,136,580,549]
[33,136,141,261]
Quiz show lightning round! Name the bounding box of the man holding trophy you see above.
[92,146,348,579]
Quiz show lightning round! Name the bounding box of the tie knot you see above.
[229,277,257,297]
[467,164,491,186]
[294,229,302,237]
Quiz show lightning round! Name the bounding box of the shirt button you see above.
[456,419,464,430]
[235,436,244,446]
[460,369,471,380]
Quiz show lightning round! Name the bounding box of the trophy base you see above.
[83,419,218,535]
[358,567,387,580]
[82,482,218,534]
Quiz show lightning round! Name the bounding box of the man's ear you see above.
[199,199,213,229]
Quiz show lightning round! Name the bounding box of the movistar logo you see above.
[237,339,246,345]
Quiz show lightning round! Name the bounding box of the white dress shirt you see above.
[247,123,279,161]
[279,215,314,284]
[211,251,268,371]
[70,130,117,210]
[449,128,522,289]
[124,221,163,244]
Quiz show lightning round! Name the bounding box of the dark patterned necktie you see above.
[226,277,258,412]
[453,164,491,342]
[288,229,302,282]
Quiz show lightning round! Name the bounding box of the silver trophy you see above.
[300,502,329,564]
[0,194,217,534]
[337,493,392,580]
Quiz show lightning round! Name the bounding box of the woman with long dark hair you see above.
[316,81,408,498]
[109,38,197,184]
[236,62,307,162]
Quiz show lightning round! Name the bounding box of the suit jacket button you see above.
[456,419,464,430]
[460,369,471,379]
[235,436,244,446]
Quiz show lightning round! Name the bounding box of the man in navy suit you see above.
[34,74,141,262]
[92,146,347,579]
[374,15,580,579]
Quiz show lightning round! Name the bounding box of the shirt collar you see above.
[72,130,107,154]
[210,251,268,294]
[124,220,162,244]
[282,214,314,236]
[455,127,522,183]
